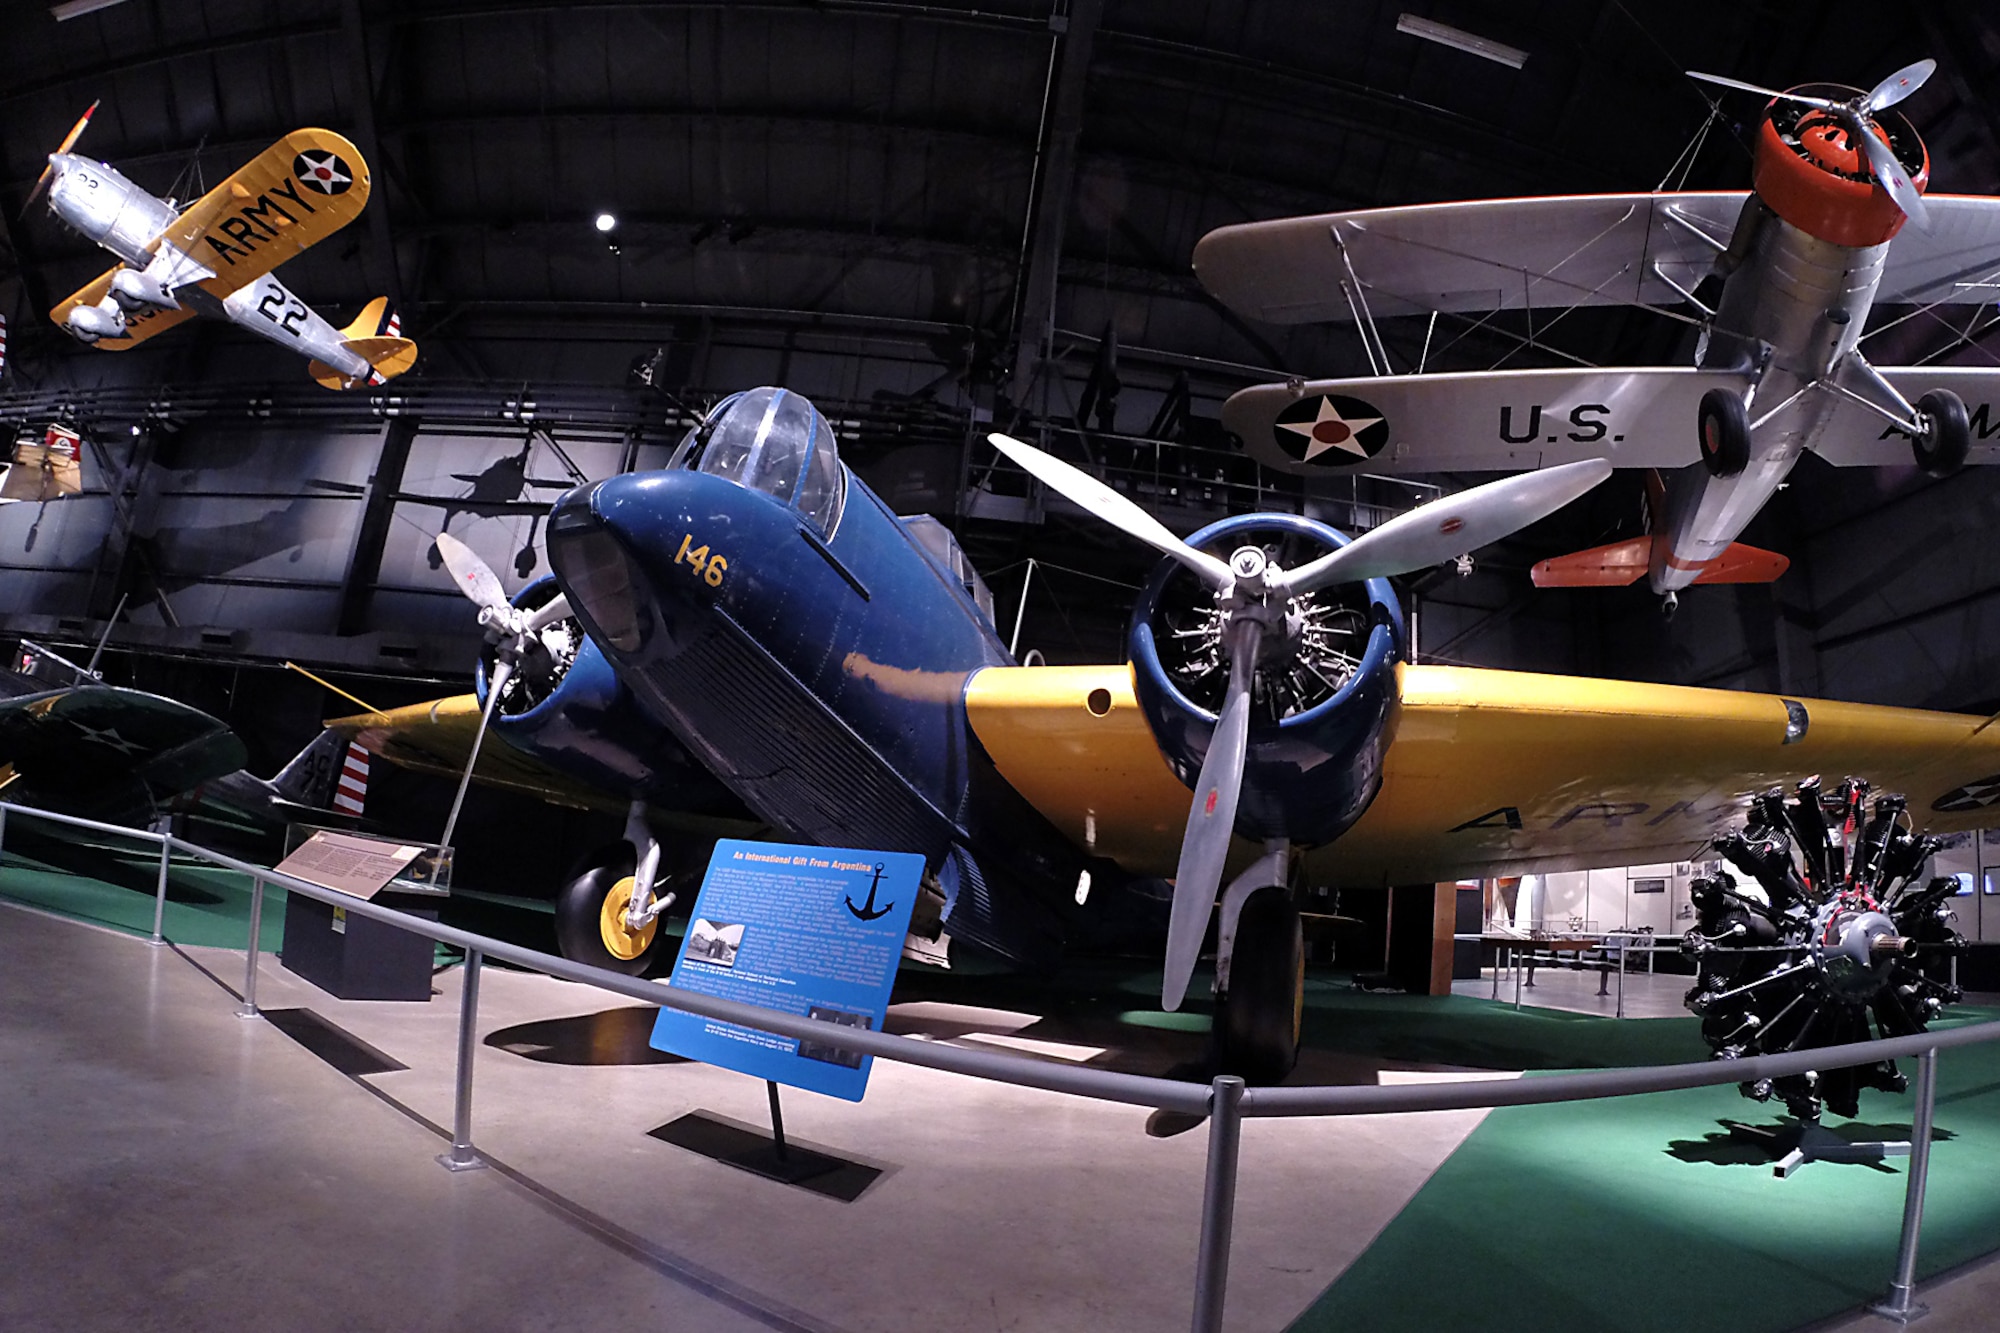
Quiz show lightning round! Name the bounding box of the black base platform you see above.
[280,892,437,1001]
[649,1111,882,1201]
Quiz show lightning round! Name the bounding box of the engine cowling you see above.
[1127,513,1403,847]
[473,574,732,808]
[1753,83,1928,248]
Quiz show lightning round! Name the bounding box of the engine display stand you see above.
[1723,1118,1911,1179]
[649,1081,881,1202]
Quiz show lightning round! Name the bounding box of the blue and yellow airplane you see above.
[331,387,2000,1082]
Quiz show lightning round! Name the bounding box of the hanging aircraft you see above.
[325,387,2000,1083]
[22,104,417,390]
[1195,60,2000,611]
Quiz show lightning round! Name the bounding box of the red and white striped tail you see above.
[366,311,402,386]
[0,312,9,382]
[332,742,370,815]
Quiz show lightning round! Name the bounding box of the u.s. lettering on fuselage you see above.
[199,176,319,267]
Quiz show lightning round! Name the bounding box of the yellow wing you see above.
[159,128,371,295]
[50,267,195,350]
[324,695,759,839]
[965,663,2000,887]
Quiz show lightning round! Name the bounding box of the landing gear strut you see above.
[1209,843,1305,1084]
[551,802,677,975]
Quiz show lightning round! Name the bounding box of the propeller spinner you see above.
[990,433,1611,1010]
[1688,60,1935,230]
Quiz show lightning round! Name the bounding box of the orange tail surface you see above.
[1531,538,1789,588]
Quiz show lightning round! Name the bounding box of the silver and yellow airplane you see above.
[24,104,416,390]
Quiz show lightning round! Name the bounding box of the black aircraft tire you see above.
[1915,389,1971,477]
[1212,889,1305,1085]
[1697,388,1751,478]
[553,845,659,976]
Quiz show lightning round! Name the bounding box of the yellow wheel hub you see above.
[599,876,658,961]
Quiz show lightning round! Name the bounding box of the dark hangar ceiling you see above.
[1,0,1998,705]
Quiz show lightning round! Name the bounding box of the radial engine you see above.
[1684,777,1964,1121]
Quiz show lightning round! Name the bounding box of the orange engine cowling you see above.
[1752,84,1928,248]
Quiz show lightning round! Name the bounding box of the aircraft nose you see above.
[546,479,649,653]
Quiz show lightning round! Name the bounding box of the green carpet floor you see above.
[1288,1003,2000,1333]
[0,844,285,952]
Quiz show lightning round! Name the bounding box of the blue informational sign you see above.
[650,838,924,1101]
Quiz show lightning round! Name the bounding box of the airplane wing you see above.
[964,663,2000,887]
[1194,192,1748,324]
[154,129,371,298]
[1219,367,1748,475]
[0,683,247,822]
[1810,365,2000,466]
[324,695,758,838]
[50,266,196,350]
[1873,196,2000,306]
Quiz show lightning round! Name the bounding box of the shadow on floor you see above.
[486,1005,689,1065]
[1667,1117,1958,1168]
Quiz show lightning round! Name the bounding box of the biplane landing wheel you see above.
[1212,889,1305,1085]
[1697,388,1750,478]
[1914,389,1970,477]
[553,845,660,976]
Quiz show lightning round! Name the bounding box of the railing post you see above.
[1871,1047,1940,1323]
[236,873,264,1018]
[149,836,171,946]
[1191,1075,1245,1333]
[0,802,9,862]
[439,949,488,1172]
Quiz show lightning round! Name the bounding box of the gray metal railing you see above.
[1,798,1990,1330]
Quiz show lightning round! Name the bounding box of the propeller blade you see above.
[1853,115,1932,231]
[55,100,98,156]
[21,164,54,215]
[440,654,510,849]
[1277,458,1612,595]
[434,532,510,613]
[1861,59,1935,113]
[1686,70,1843,111]
[988,432,1234,588]
[1162,626,1260,1011]
[524,592,572,633]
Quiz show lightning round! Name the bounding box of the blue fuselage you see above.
[547,466,1088,964]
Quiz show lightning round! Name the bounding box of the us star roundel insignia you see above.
[1272,394,1390,467]
[293,150,354,195]
[1933,774,2000,813]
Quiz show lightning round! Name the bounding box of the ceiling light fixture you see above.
[594,212,617,233]
[1395,13,1528,69]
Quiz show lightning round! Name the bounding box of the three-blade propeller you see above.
[22,100,97,216]
[991,432,1611,1010]
[1687,59,1935,230]
[433,532,570,847]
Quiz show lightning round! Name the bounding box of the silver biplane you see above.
[24,104,416,390]
[1197,61,2000,608]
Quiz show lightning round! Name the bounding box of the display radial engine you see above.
[1685,777,1964,1122]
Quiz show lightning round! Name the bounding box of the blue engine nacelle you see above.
[1128,513,1403,847]
[474,575,733,808]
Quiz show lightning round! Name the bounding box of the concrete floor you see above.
[0,899,1506,1333]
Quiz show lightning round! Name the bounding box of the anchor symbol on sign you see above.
[845,863,894,921]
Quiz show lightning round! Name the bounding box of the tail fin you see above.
[339,297,392,342]
[1532,536,1788,587]
[270,729,370,814]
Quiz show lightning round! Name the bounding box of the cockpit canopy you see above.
[673,386,846,536]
